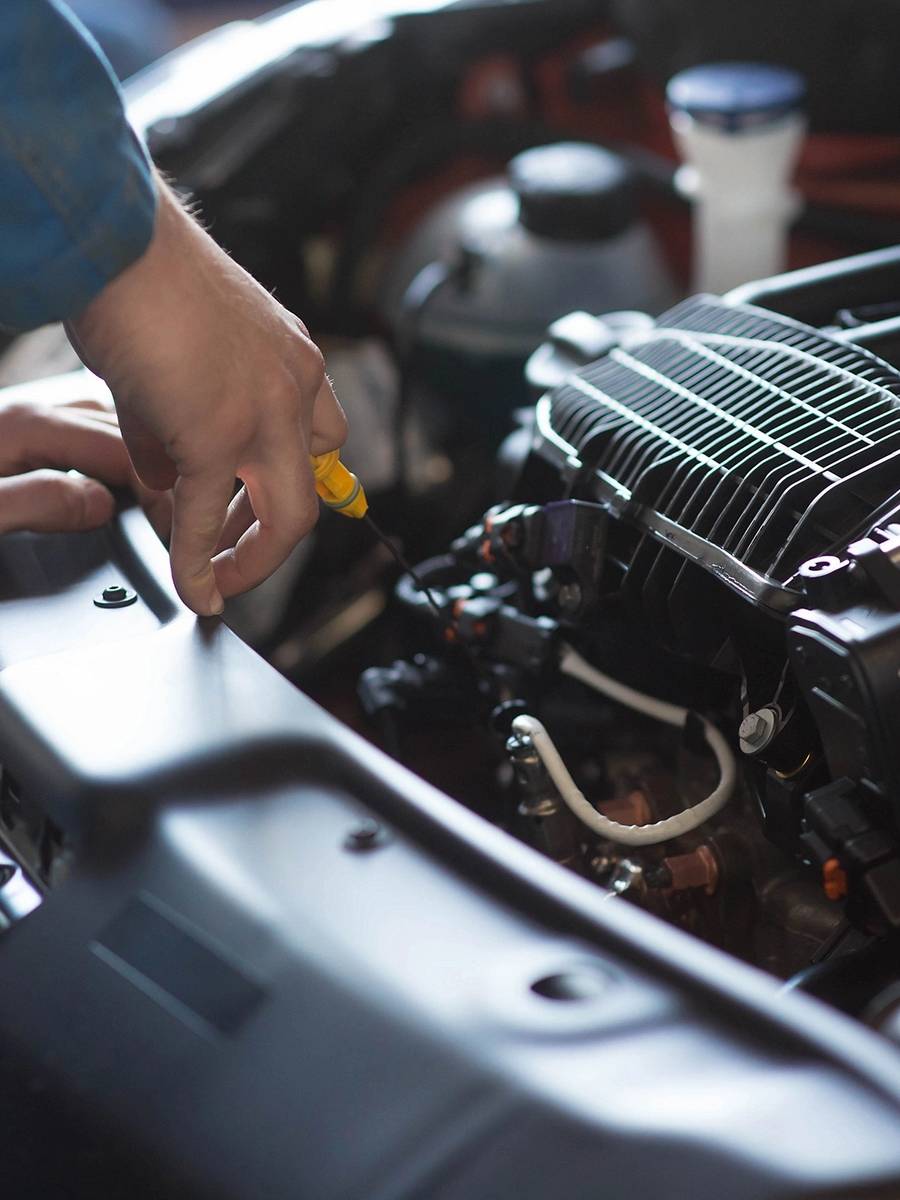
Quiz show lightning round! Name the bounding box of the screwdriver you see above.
[310,450,447,624]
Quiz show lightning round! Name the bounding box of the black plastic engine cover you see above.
[1,510,900,1197]
[534,294,900,636]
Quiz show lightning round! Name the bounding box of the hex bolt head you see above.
[739,713,765,742]
[738,706,779,755]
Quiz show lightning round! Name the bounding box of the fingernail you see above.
[209,591,225,616]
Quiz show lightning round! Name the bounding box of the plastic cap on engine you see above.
[508,142,636,241]
[666,62,806,133]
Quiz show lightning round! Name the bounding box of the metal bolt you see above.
[739,713,765,742]
[738,706,779,755]
[93,583,137,609]
[344,818,384,852]
[658,845,720,895]
[506,730,532,758]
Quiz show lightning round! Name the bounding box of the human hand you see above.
[0,394,157,535]
[67,174,347,616]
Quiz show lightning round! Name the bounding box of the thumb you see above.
[0,470,115,534]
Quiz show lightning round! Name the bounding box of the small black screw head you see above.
[94,583,137,609]
[344,818,384,852]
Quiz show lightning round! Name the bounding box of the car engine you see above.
[359,249,900,1026]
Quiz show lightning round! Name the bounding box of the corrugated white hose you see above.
[511,644,737,847]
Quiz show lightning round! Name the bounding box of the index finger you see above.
[212,454,318,599]
[1,405,132,484]
[169,467,237,615]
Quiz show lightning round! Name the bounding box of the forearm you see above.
[0,0,157,331]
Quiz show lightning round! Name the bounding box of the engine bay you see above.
[358,264,900,1032]
[4,0,900,1040]
[5,4,900,1193]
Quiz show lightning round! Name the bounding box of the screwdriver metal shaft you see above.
[310,450,448,627]
[363,514,447,623]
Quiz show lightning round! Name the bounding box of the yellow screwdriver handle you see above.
[310,450,369,520]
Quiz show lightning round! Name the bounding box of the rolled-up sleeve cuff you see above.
[0,130,157,332]
[0,0,158,332]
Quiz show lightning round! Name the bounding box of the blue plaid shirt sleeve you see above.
[0,0,157,331]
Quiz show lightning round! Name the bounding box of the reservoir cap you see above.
[509,142,635,241]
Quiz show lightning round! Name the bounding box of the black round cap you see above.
[508,142,635,241]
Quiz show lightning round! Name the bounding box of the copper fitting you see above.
[599,788,652,827]
[661,845,720,896]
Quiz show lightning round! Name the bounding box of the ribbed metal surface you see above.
[548,298,900,581]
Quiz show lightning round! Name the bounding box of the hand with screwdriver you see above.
[68,176,348,615]
[1,2,347,615]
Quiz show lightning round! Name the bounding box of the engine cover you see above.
[535,295,900,628]
[525,268,900,930]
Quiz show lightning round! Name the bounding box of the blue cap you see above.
[667,63,806,133]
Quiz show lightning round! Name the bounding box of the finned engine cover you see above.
[535,296,900,635]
